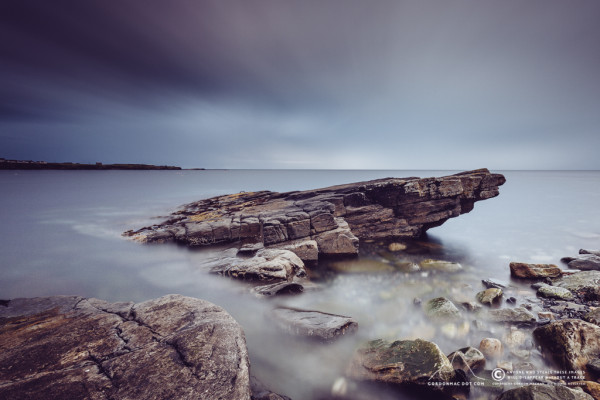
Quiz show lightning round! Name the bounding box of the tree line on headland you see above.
[0,158,182,170]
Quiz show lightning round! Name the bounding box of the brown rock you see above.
[127,169,505,260]
[479,338,503,359]
[581,381,600,400]
[509,262,562,279]
[0,295,251,400]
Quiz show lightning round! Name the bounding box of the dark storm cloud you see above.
[1,0,600,168]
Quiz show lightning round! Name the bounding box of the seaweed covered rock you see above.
[346,338,455,387]
[533,319,600,373]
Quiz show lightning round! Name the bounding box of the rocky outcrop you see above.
[510,262,563,279]
[533,319,600,373]
[0,295,251,400]
[125,169,505,261]
[270,307,358,341]
[346,338,455,388]
[210,249,307,281]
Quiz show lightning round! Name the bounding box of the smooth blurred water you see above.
[1,169,599,399]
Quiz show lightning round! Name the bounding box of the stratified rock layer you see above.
[125,169,505,260]
[0,295,251,400]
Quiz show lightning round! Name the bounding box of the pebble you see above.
[479,338,503,359]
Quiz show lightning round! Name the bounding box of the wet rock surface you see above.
[534,319,600,373]
[496,384,593,400]
[509,262,563,279]
[346,338,455,388]
[270,307,358,341]
[553,271,600,301]
[563,254,600,271]
[125,169,505,261]
[0,295,251,400]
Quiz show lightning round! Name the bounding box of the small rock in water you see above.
[506,297,517,304]
[486,307,537,325]
[479,337,503,359]
[330,377,348,397]
[476,288,503,305]
[580,249,600,256]
[388,242,407,252]
[502,328,527,349]
[419,259,463,273]
[538,311,555,320]
[447,347,486,373]
[482,279,506,289]
[270,307,358,341]
[497,360,513,372]
[509,262,562,279]
[251,281,304,297]
[424,297,462,320]
[566,254,600,271]
[413,297,422,306]
[537,284,574,300]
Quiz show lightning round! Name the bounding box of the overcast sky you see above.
[1,0,599,169]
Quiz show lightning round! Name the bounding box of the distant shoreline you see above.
[0,158,184,170]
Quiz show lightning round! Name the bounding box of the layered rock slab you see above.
[0,295,251,400]
[125,169,505,260]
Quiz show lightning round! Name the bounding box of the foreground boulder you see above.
[497,384,593,400]
[125,169,505,260]
[346,338,455,388]
[533,319,600,373]
[0,295,251,400]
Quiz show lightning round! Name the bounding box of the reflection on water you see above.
[1,170,600,399]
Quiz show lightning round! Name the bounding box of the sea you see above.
[1,169,599,399]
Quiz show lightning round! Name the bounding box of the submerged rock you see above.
[346,338,455,387]
[270,307,357,341]
[126,169,505,260]
[0,295,251,400]
[497,384,593,400]
[485,307,537,325]
[476,288,503,305]
[419,259,463,272]
[509,262,562,279]
[211,249,306,281]
[447,347,486,373]
[554,271,600,300]
[482,278,506,289]
[251,281,304,297]
[533,319,600,373]
[479,338,503,359]
[424,297,462,320]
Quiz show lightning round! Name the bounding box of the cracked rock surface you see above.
[0,294,251,400]
[125,169,505,261]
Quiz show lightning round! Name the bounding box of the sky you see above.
[1,0,599,170]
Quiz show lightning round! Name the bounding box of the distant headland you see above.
[0,158,182,170]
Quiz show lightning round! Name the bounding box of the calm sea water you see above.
[1,169,599,399]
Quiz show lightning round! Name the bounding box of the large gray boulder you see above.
[125,169,505,260]
[533,319,600,373]
[0,295,251,400]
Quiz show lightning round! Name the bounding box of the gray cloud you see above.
[1,0,599,169]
